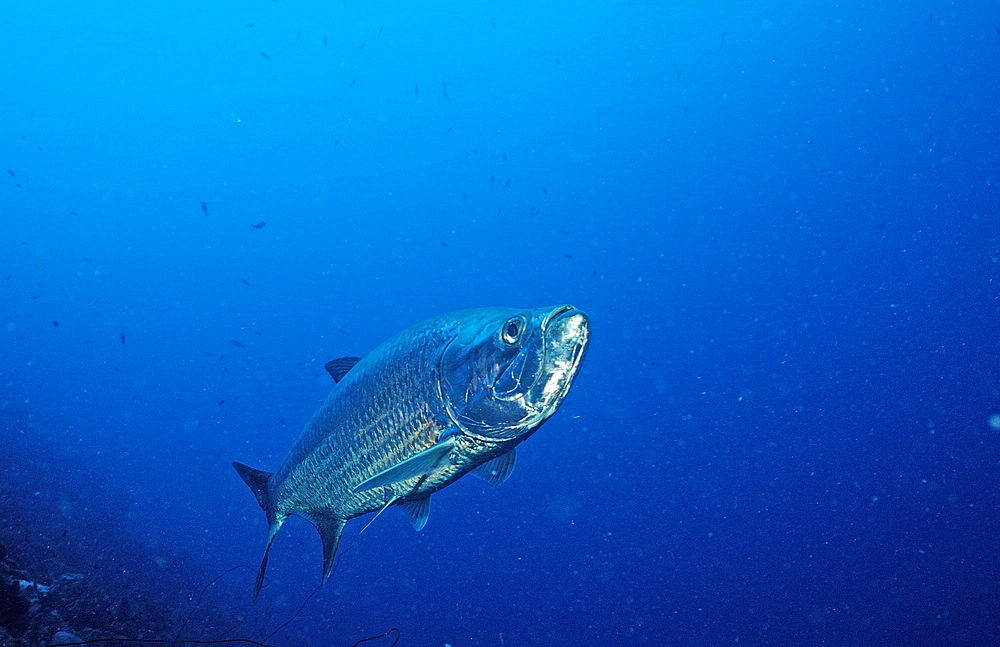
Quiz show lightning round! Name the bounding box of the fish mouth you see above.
[481,305,589,440]
[548,306,589,369]
[531,305,590,414]
[542,304,579,330]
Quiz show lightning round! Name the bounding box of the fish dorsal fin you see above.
[352,436,457,493]
[471,448,517,486]
[324,356,362,382]
[397,496,431,531]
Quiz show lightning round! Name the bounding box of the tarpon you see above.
[233,305,590,599]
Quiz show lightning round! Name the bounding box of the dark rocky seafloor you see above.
[0,407,241,647]
[0,545,172,646]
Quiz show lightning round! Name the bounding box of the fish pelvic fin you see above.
[397,495,431,531]
[304,511,347,583]
[232,461,273,512]
[471,448,517,486]
[352,435,457,493]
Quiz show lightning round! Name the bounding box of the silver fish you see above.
[233,305,590,599]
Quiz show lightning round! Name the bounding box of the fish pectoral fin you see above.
[397,495,431,531]
[324,356,362,383]
[352,436,457,493]
[471,448,517,486]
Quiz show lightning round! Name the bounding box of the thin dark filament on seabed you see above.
[264,583,321,642]
[350,628,401,647]
[175,564,254,640]
[263,545,355,642]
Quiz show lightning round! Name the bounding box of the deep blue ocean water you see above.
[2,1,999,645]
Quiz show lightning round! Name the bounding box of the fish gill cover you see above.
[1,1,999,646]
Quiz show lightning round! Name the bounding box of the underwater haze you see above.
[2,0,999,645]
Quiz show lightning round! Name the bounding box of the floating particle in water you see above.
[989,414,1000,431]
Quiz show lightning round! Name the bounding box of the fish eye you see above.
[501,318,523,344]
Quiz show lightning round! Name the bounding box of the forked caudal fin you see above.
[233,461,348,599]
[253,523,280,601]
[233,461,279,600]
[232,461,272,512]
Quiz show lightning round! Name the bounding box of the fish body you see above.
[233,305,589,599]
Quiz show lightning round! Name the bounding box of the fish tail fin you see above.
[232,461,273,511]
[253,523,281,601]
[233,461,280,601]
[305,511,347,583]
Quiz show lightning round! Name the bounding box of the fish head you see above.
[440,304,590,441]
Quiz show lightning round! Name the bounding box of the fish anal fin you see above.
[324,356,362,382]
[233,461,273,512]
[471,448,517,486]
[352,436,456,493]
[306,513,347,583]
[397,495,431,531]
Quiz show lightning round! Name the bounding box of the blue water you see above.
[2,1,999,645]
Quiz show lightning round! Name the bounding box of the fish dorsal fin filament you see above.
[352,436,457,493]
[471,448,517,486]
[397,496,431,531]
[324,356,362,383]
